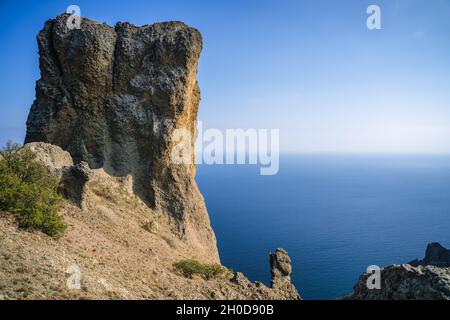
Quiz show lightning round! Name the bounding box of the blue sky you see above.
[0,0,449,152]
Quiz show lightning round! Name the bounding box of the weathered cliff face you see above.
[25,14,217,262]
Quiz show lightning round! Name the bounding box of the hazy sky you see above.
[0,0,449,153]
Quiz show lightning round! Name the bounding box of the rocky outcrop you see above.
[345,264,450,300]
[409,242,450,268]
[345,243,450,300]
[229,248,300,300]
[25,14,217,262]
[22,142,73,179]
[21,143,90,206]
[270,248,300,299]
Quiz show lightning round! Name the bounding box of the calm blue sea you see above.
[196,154,450,300]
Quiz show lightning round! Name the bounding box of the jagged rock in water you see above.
[25,14,218,262]
[409,242,450,267]
[345,243,450,300]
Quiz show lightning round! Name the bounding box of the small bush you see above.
[0,141,66,237]
[142,220,156,233]
[173,259,227,280]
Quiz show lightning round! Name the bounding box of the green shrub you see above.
[142,220,156,233]
[0,141,66,237]
[173,259,228,280]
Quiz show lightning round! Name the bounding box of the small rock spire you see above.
[270,248,301,299]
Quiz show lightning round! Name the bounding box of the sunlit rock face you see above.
[25,14,218,262]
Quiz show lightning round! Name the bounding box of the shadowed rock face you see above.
[25,14,218,262]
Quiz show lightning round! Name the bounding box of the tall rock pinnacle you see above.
[25,14,218,261]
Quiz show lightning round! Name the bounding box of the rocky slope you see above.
[0,14,300,300]
[345,243,450,300]
[0,144,299,299]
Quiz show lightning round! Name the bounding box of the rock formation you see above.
[409,242,450,268]
[0,15,301,300]
[228,248,300,300]
[270,248,301,299]
[345,243,450,300]
[25,14,217,261]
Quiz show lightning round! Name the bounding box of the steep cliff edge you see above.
[0,14,299,300]
[0,142,299,299]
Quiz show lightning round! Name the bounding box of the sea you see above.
[196,153,450,299]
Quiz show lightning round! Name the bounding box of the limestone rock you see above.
[19,143,89,208]
[270,248,292,278]
[409,242,450,267]
[345,264,450,300]
[22,142,73,179]
[345,243,450,300]
[229,249,300,300]
[269,248,301,299]
[25,14,218,262]
[62,161,93,208]
[231,272,251,287]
